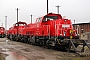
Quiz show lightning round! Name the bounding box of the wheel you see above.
[30,36,35,45]
[27,38,31,44]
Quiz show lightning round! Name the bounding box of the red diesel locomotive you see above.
[7,13,81,50]
[0,27,6,38]
[21,13,79,47]
[7,13,90,52]
[7,21,27,40]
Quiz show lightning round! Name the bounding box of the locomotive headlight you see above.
[60,34,62,36]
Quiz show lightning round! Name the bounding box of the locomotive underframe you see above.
[8,34,90,53]
[0,34,6,38]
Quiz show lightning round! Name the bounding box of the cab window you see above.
[37,17,42,23]
[43,16,58,22]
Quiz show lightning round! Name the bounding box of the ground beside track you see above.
[0,38,90,60]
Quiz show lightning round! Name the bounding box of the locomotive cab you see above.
[42,13,62,22]
[14,22,27,35]
[15,22,27,28]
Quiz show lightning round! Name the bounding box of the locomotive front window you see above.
[43,16,58,21]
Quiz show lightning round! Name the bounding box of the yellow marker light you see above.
[70,36,73,39]
[70,30,73,39]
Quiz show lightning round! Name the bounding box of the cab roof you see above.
[45,13,62,19]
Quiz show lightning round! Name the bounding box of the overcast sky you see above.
[0,0,90,29]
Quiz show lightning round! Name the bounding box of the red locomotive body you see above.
[7,13,79,45]
[7,13,90,52]
[0,27,6,38]
[24,13,78,37]
[18,13,79,46]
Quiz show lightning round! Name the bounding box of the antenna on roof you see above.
[55,5,61,14]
